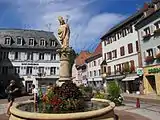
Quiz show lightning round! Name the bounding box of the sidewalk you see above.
[122,93,160,104]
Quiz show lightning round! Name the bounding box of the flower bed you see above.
[145,56,154,63]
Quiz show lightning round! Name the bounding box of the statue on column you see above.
[58,16,70,49]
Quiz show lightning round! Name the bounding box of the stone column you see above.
[57,47,73,86]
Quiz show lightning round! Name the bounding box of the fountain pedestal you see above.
[57,47,73,86]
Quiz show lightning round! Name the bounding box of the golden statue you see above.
[58,16,70,48]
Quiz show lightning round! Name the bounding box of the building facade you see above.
[135,0,160,95]
[72,51,91,86]
[101,11,144,93]
[0,29,61,93]
[85,42,103,88]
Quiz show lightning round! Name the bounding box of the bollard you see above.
[136,98,140,108]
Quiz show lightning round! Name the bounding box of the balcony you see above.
[145,56,155,63]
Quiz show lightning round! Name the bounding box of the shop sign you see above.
[148,68,160,74]
[137,68,143,76]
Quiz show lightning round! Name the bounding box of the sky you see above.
[0,0,150,52]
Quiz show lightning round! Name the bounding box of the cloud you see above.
[4,0,127,52]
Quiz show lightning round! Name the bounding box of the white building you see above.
[135,0,160,95]
[101,11,144,93]
[85,42,103,88]
[0,29,60,92]
[72,51,91,86]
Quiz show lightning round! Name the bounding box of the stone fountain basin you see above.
[9,98,115,120]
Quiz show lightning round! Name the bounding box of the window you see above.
[107,52,112,60]
[108,66,111,75]
[27,52,33,60]
[146,49,153,56]
[15,52,19,60]
[130,60,135,72]
[29,38,34,46]
[51,53,56,60]
[144,27,150,35]
[39,67,44,73]
[104,53,107,60]
[15,67,20,74]
[154,21,160,30]
[90,71,92,77]
[120,46,125,56]
[3,52,9,59]
[98,69,101,76]
[40,39,46,46]
[112,50,117,58]
[136,41,139,52]
[39,53,44,60]
[26,67,32,75]
[94,70,96,76]
[104,41,107,46]
[98,59,101,65]
[17,37,22,45]
[2,66,8,74]
[93,61,96,66]
[50,40,55,46]
[50,67,56,75]
[104,66,106,73]
[128,43,133,54]
[5,37,11,45]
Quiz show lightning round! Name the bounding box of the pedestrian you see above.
[5,80,19,116]
[31,84,38,103]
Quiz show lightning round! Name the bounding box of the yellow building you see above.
[143,65,160,95]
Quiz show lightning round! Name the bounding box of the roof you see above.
[75,51,92,66]
[135,4,160,30]
[0,28,61,50]
[101,10,143,40]
[85,42,102,63]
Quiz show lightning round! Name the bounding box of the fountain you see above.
[9,16,115,120]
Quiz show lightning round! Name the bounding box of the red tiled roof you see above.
[75,51,92,66]
[93,42,102,55]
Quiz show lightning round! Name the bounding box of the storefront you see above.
[143,65,160,95]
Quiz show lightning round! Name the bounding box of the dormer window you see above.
[17,37,22,45]
[4,37,11,45]
[50,40,55,46]
[29,38,34,46]
[40,39,46,46]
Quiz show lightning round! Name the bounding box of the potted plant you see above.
[145,56,154,63]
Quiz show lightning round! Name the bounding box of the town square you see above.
[0,0,160,120]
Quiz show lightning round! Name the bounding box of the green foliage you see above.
[107,81,123,106]
[79,85,93,100]
[95,92,105,99]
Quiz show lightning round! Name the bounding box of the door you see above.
[147,75,157,94]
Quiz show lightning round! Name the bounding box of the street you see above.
[115,100,160,120]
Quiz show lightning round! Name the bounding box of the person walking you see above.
[5,80,19,116]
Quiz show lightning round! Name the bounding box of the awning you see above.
[122,76,139,81]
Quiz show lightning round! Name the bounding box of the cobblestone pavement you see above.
[115,101,160,120]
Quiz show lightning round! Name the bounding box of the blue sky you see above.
[0,0,150,52]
